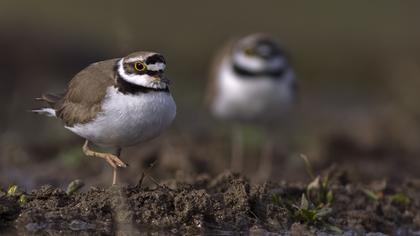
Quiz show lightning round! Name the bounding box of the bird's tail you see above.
[31,92,63,117]
[31,108,56,117]
[36,93,64,107]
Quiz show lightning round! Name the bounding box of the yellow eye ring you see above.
[134,62,146,72]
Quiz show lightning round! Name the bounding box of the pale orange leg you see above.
[82,140,127,185]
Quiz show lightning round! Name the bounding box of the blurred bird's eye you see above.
[134,62,146,72]
[244,48,255,56]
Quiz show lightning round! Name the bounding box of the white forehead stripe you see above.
[123,58,166,71]
[125,57,144,63]
[234,53,264,71]
[147,63,166,71]
[234,53,286,72]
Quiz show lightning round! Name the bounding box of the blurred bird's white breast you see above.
[212,60,294,122]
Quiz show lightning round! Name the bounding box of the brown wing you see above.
[55,58,119,127]
[204,39,235,107]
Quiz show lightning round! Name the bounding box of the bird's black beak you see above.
[150,75,170,85]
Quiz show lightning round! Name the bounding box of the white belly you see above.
[67,87,176,147]
[212,61,295,122]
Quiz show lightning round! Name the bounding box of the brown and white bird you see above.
[206,34,296,180]
[33,51,176,185]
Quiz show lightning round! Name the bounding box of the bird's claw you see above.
[105,154,128,169]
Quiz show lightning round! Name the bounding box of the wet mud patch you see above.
[0,169,419,235]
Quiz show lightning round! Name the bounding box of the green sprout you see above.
[66,179,85,195]
[272,193,340,233]
[18,194,28,206]
[293,194,332,223]
[390,193,410,206]
[271,155,342,233]
[7,185,19,196]
[363,189,381,201]
[306,175,334,207]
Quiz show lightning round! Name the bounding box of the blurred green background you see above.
[1,1,420,188]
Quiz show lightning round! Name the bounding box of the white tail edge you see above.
[32,108,56,117]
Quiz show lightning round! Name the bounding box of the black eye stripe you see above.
[122,61,164,76]
[146,54,166,65]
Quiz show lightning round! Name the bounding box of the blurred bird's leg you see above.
[231,125,244,173]
[255,133,275,183]
[82,140,127,185]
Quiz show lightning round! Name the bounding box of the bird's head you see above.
[232,34,287,76]
[117,51,169,90]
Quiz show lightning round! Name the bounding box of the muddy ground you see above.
[1,166,419,235]
[1,131,420,235]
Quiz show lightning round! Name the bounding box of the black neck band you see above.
[115,73,169,94]
[232,63,285,79]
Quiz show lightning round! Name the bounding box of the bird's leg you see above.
[255,137,274,182]
[231,125,244,173]
[82,140,127,185]
[82,140,127,168]
[113,147,122,185]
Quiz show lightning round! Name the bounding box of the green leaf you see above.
[315,207,332,218]
[391,193,410,206]
[300,154,315,180]
[327,190,334,205]
[272,194,281,206]
[300,194,309,210]
[363,189,380,201]
[325,224,343,234]
[7,185,18,196]
[322,175,330,189]
[18,195,27,206]
[66,179,85,195]
[307,176,321,191]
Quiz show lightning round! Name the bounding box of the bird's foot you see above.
[104,154,128,168]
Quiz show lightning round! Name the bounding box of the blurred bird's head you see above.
[117,51,170,90]
[231,34,287,77]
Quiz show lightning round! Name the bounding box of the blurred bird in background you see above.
[206,34,296,181]
[33,51,176,185]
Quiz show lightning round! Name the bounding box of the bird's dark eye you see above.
[134,62,146,72]
[244,48,255,56]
